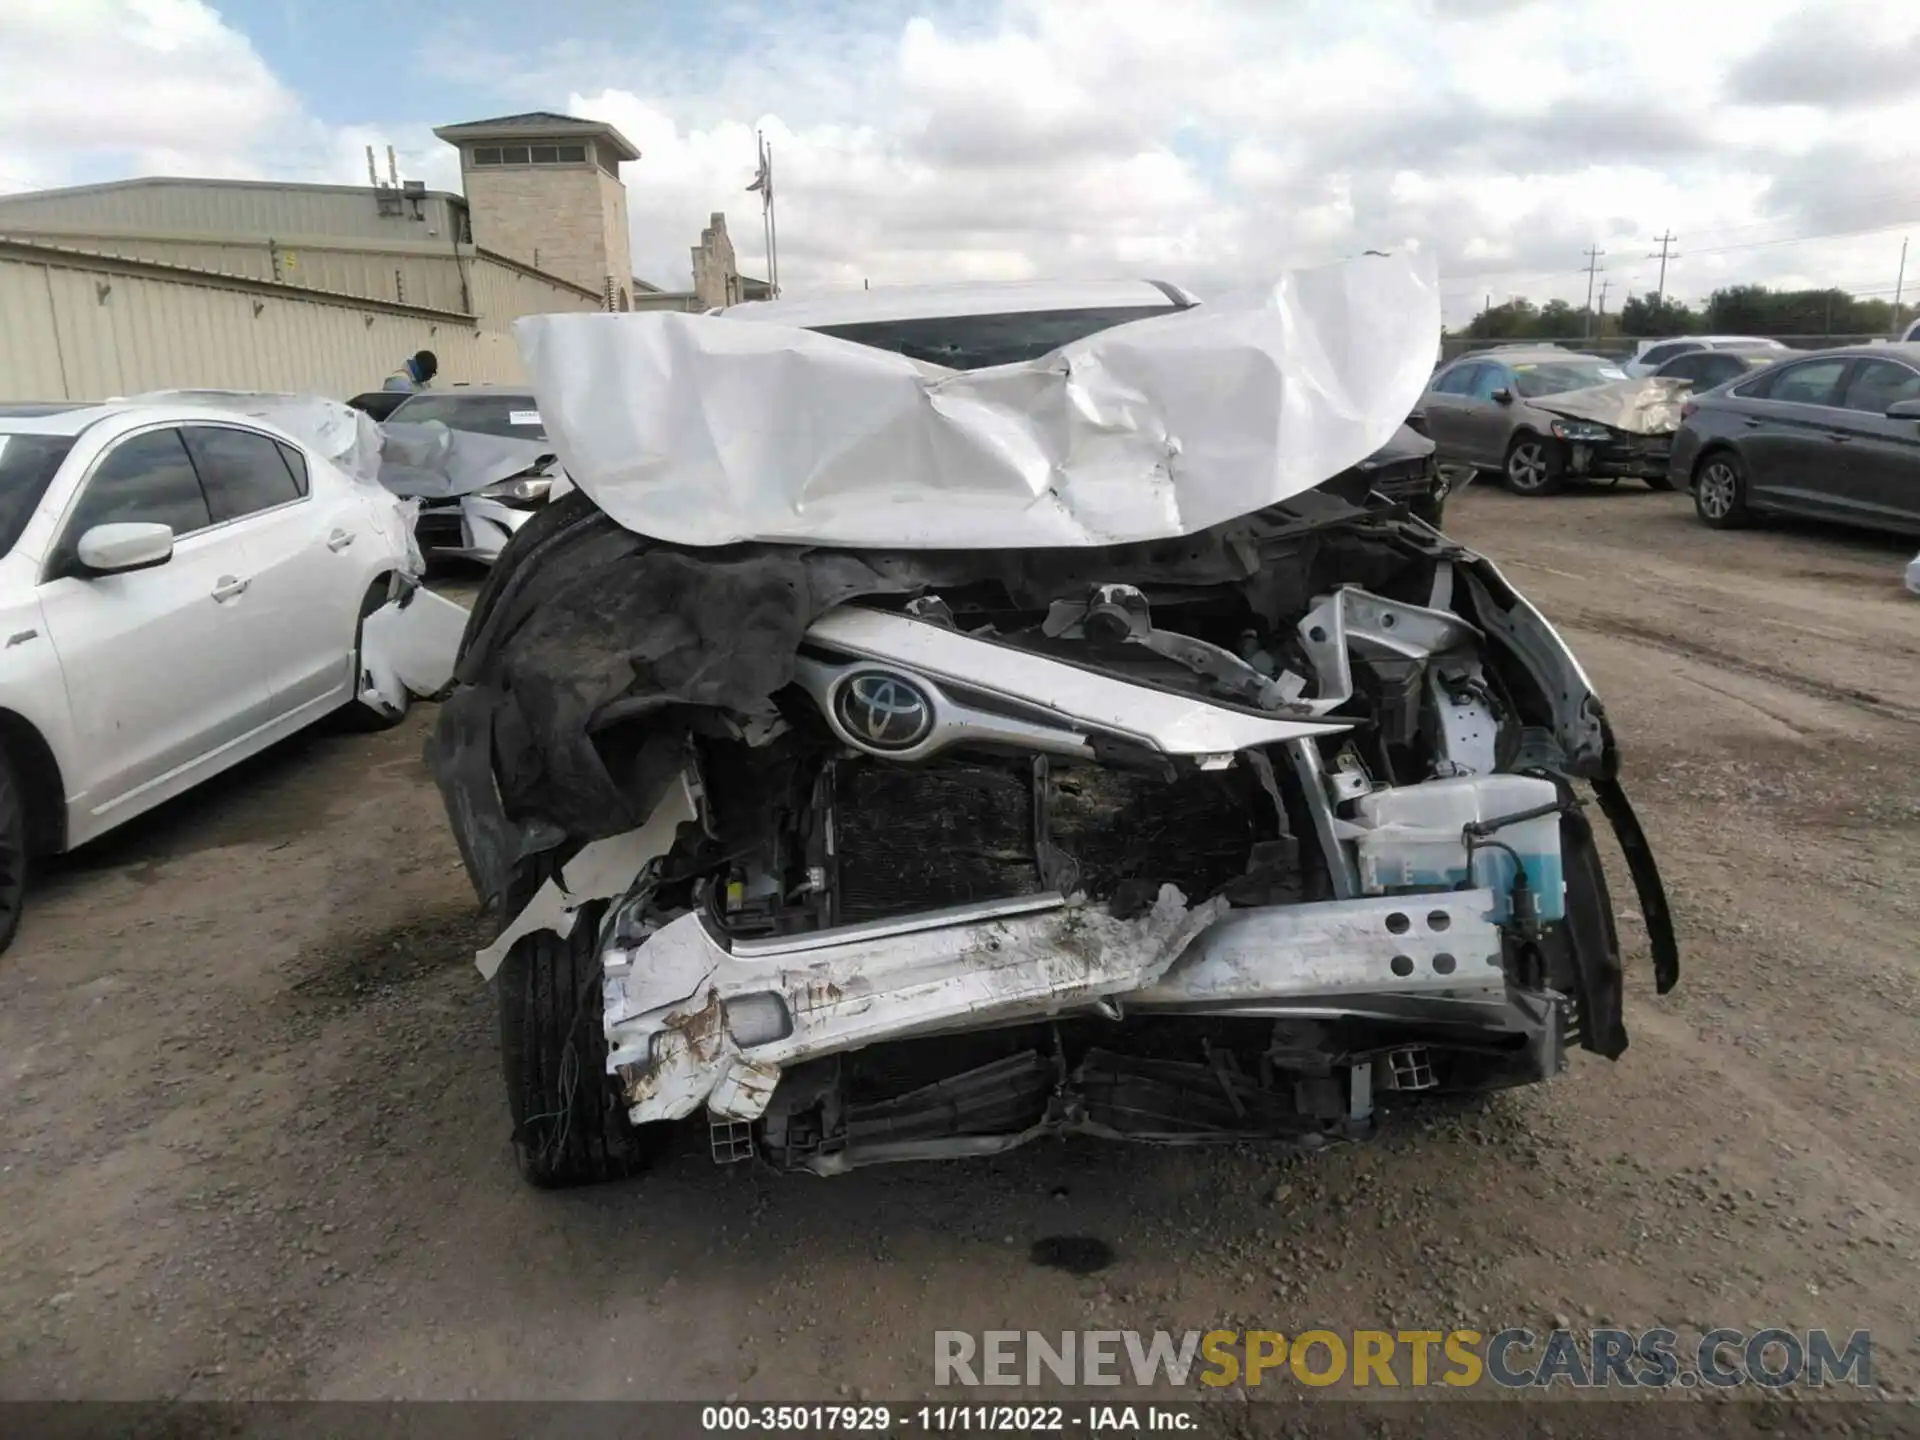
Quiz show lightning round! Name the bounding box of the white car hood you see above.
[513,251,1440,550]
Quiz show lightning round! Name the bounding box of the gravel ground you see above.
[2,483,1916,1420]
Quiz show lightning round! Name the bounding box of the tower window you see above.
[499,145,531,165]
[530,145,559,163]
[472,147,502,165]
[557,144,587,163]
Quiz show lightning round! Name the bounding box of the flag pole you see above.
[766,140,779,297]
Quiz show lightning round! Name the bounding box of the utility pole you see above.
[1597,278,1611,335]
[1894,237,1908,335]
[1647,231,1679,309]
[1582,245,1605,337]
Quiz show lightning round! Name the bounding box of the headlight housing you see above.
[478,475,553,506]
[1549,419,1613,443]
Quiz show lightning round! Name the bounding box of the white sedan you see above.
[0,398,458,953]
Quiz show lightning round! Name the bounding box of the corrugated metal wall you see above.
[0,249,591,400]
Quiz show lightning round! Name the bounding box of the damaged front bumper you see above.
[603,884,1541,1174]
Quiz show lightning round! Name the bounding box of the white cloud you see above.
[0,0,299,189]
[6,0,1920,325]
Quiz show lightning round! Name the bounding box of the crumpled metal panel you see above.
[513,252,1441,549]
[1530,377,1692,435]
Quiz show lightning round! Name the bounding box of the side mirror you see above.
[1490,388,1514,404]
[75,522,174,576]
[1886,399,1920,422]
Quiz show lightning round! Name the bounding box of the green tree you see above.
[1618,293,1698,336]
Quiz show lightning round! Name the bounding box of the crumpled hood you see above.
[513,251,1441,550]
[375,421,555,500]
[1530,377,1693,436]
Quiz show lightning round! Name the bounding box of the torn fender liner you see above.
[474,772,700,979]
[1531,377,1692,436]
[603,886,1228,1125]
[514,251,1440,549]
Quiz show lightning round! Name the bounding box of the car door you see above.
[1829,358,1920,528]
[1736,357,1852,513]
[181,424,370,719]
[35,425,275,831]
[1458,362,1516,466]
[1418,363,1479,462]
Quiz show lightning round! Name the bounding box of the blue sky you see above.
[4,1,1919,316]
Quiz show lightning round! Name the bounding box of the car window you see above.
[1765,359,1850,407]
[386,393,548,441]
[66,428,212,542]
[1839,359,1920,414]
[181,425,303,522]
[0,433,77,560]
[812,305,1177,370]
[1655,353,1708,382]
[1430,364,1478,396]
[1508,359,1627,397]
[1465,365,1511,401]
[275,441,310,497]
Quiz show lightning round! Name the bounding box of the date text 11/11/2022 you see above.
[700,1406,1195,1432]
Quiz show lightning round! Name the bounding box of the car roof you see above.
[0,399,319,441]
[393,385,535,399]
[1755,343,1920,364]
[1447,348,1607,367]
[714,278,1198,328]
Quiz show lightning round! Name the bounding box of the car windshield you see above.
[1508,360,1626,397]
[809,305,1175,370]
[387,394,546,441]
[0,433,78,559]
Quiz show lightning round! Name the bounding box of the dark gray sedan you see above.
[1668,344,1920,535]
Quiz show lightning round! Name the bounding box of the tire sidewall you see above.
[1693,452,1748,528]
[342,577,409,730]
[1505,433,1565,495]
[0,747,27,954]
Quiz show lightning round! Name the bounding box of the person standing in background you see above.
[383,350,438,392]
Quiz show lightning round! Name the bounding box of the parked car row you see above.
[1417,334,1920,542]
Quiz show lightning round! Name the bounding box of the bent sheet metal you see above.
[513,252,1441,550]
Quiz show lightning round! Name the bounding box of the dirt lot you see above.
[2,483,1916,1411]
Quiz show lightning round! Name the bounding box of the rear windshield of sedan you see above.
[1508,360,1627,398]
[387,394,546,441]
[0,433,77,559]
[811,305,1176,370]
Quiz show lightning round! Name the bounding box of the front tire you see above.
[0,748,28,955]
[496,894,663,1188]
[1693,451,1751,529]
[1504,434,1566,496]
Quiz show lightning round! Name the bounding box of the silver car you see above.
[1415,348,1673,496]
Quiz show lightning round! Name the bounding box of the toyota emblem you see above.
[835,672,935,751]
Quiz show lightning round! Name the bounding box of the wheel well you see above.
[1690,442,1736,483]
[0,710,68,856]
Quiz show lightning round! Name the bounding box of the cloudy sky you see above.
[3,0,1918,323]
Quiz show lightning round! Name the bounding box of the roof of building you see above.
[433,111,641,160]
[715,277,1198,327]
[0,175,464,211]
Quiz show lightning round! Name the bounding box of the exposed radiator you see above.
[829,754,1263,924]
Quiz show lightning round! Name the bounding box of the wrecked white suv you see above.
[428,258,1677,1187]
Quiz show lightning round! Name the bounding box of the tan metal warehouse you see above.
[0,114,668,402]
